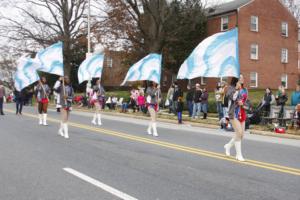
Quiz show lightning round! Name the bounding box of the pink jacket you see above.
[137,95,145,106]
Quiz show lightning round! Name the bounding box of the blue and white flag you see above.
[37,41,64,76]
[121,53,162,86]
[177,28,240,79]
[78,54,104,84]
[14,57,40,91]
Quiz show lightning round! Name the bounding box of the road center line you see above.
[4,109,300,176]
[63,168,138,200]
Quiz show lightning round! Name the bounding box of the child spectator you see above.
[177,97,184,124]
[137,91,145,112]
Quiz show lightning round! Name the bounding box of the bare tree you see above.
[94,0,207,71]
[280,0,300,23]
[0,0,88,77]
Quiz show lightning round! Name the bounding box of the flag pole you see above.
[87,0,91,54]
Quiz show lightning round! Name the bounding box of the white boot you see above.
[43,114,48,126]
[63,123,69,139]
[38,114,43,125]
[147,122,152,135]
[58,122,64,136]
[235,141,245,162]
[91,113,97,125]
[152,123,158,137]
[97,114,102,126]
[224,138,235,156]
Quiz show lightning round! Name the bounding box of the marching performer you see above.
[146,81,160,137]
[35,77,50,125]
[224,77,247,161]
[91,79,105,126]
[57,76,74,139]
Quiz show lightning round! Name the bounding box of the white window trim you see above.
[281,74,288,89]
[281,48,288,63]
[221,16,229,31]
[250,16,258,32]
[250,44,258,60]
[250,72,258,88]
[107,57,113,68]
[281,22,288,37]
[201,77,207,85]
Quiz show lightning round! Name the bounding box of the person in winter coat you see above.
[201,88,209,119]
[166,84,174,113]
[0,80,5,115]
[275,85,288,119]
[172,82,183,115]
[262,88,273,116]
[192,83,202,119]
[14,88,26,115]
[177,97,184,124]
[186,85,194,117]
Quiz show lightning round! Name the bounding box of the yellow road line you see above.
[5,109,300,176]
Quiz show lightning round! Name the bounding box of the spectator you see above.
[14,88,26,115]
[137,91,146,113]
[221,81,229,118]
[262,88,273,116]
[192,83,202,119]
[166,84,174,113]
[201,88,209,119]
[177,96,184,124]
[291,84,300,107]
[275,85,288,119]
[215,83,223,120]
[186,85,194,117]
[172,82,183,115]
[0,80,5,115]
[111,96,118,110]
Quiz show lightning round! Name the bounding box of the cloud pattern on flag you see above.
[78,54,104,84]
[121,53,162,85]
[37,41,64,76]
[14,57,40,91]
[177,28,240,79]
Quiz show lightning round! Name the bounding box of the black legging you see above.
[0,97,3,114]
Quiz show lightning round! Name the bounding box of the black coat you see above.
[193,90,202,103]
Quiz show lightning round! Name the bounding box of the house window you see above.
[106,57,113,68]
[281,22,288,37]
[281,74,288,88]
[201,77,207,85]
[250,72,258,88]
[250,16,258,32]
[281,48,288,63]
[221,16,229,31]
[250,44,258,60]
[220,77,228,83]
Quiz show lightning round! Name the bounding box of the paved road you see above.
[1,104,300,200]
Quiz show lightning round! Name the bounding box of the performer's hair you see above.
[230,77,239,87]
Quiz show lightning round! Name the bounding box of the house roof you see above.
[207,0,253,17]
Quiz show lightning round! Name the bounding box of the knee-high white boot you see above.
[152,123,158,137]
[91,113,97,125]
[38,114,43,125]
[147,122,152,135]
[58,122,64,136]
[63,123,69,139]
[97,114,102,126]
[235,141,245,161]
[224,138,235,156]
[43,114,48,126]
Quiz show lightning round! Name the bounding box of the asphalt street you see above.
[0,104,300,200]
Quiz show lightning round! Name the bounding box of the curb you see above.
[250,130,300,140]
[49,104,300,140]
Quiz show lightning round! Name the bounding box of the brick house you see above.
[206,0,299,90]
